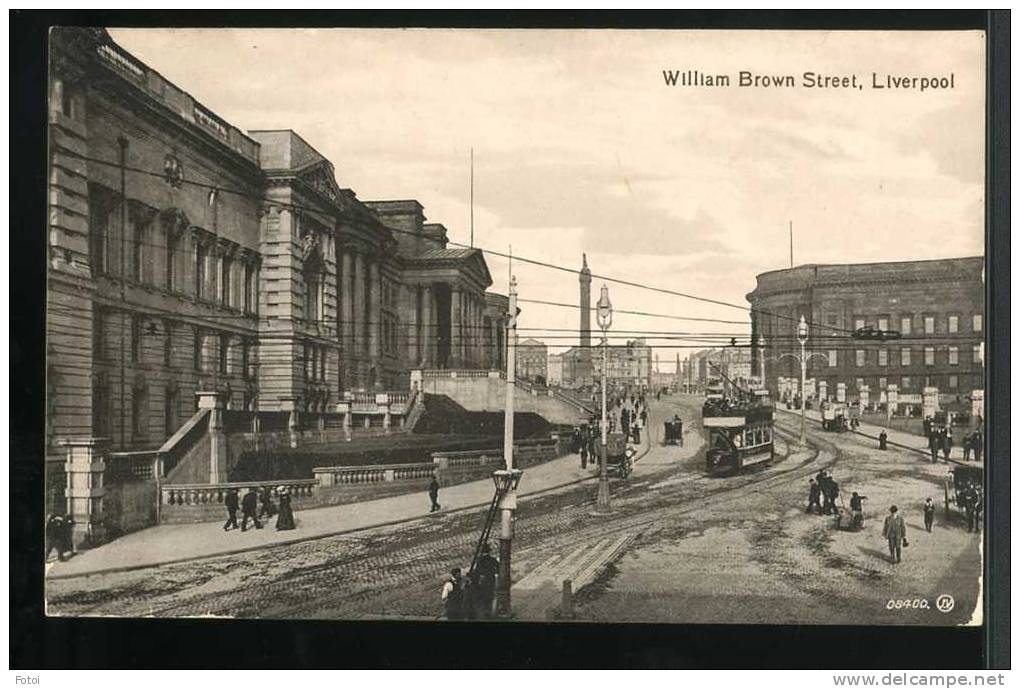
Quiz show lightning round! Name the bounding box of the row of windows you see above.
[823,345,982,368]
[95,312,255,378]
[89,190,259,315]
[850,314,983,336]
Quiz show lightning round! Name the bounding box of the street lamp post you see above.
[797,315,809,446]
[595,285,613,514]
[495,276,520,618]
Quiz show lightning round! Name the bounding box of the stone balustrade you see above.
[162,479,318,508]
[313,462,435,487]
[105,450,159,484]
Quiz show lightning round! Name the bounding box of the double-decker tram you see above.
[702,364,775,476]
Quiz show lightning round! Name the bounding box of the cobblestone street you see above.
[45,396,980,625]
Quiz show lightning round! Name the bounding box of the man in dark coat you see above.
[942,431,953,461]
[849,491,867,529]
[878,429,888,451]
[806,479,822,514]
[882,505,907,563]
[428,476,441,512]
[240,487,262,531]
[962,434,972,461]
[923,497,936,532]
[972,430,983,462]
[442,568,465,620]
[258,486,276,520]
[46,514,68,561]
[928,433,939,463]
[223,488,240,531]
[471,543,500,619]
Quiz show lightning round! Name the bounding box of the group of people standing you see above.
[45,513,76,562]
[923,420,983,464]
[223,486,296,532]
[570,391,649,469]
[806,469,846,518]
[441,542,501,620]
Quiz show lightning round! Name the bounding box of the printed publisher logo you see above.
[935,594,955,613]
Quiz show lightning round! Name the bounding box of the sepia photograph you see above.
[40,24,990,631]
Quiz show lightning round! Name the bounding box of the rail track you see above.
[48,412,854,620]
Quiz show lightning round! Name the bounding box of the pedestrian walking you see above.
[240,487,262,531]
[928,433,939,463]
[878,429,888,451]
[962,434,972,462]
[882,505,907,564]
[258,485,277,520]
[923,497,935,532]
[441,568,466,620]
[942,431,953,461]
[849,491,868,530]
[580,441,588,469]
[970,489,982,534]
[428,475,441,513]
[470,543,499,619]
[275,487,296,530]
[45,514,69,561]
[806,479,822,514]
[223,487,240,531]
[972,430,983,463]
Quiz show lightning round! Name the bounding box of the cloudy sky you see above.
[110,28,985,371]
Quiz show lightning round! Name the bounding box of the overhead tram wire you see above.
[56,147,896,336]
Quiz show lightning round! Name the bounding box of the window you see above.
[164,385,179,438]
[219,334,229,374]
[901,376,911,390]
[319,346,326,381]
[949,375,958,389]
[854,318,865,331]
[132,382,148,441]
[948,346,959,365]
[827,350,837,367]
[221,255,233,307]
[973,314,983,332]
[924,347,935,366]
[304,344,312,382]
[855,350,865,367]
[901,347,911,366]
[193,330,203,372]
[879,376,887,390]
[93,309,105,360]
[196,243,207,299]
[878,317,889,332]
[948,315,959,334]
[132,216,145,282]
[166,231,177,291]
[855,378,864,390]
[878,349,888,367]
[131,315,142,363]
[88,192,111,275]
[163,320,173,367]
[924,316,935,334]
[900,316,911,335]
[973,345,982,364]
[243,263,254,314]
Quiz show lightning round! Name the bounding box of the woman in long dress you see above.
[275,487,296,531]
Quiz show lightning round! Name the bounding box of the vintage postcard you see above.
[44,27,986,626]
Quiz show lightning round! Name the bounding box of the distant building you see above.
[547,352,564,386]
[517,338,548,383]
[592,338,653,388]
[746,257,984,405]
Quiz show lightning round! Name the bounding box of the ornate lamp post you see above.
[797,315,809,446]
[495,276,521,618]
[595,285,613,514]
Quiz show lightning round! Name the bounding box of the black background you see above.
[10,9,1009,670]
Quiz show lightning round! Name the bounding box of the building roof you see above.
[409,247,476,261]
[519,338,547,347]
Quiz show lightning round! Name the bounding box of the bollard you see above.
[560,578,575,619]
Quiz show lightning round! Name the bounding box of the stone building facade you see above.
[746,257,985,403]
[516,339,549,383]
[46,28,508,460]
[592,338,653,388]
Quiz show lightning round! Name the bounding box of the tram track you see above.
[48,410,853,619]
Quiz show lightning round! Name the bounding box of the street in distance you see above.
[663,70,957,92]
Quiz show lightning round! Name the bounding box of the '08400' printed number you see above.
[886,598,930,610]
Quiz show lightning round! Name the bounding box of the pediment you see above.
[298,162,345,209]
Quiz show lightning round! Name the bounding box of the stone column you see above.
[421,284,434,367]
[369,259,382,361]
[61,437,108,548]
[281,396,300,449]
[196,390,227,483]
[450,288,462,368]
[352,250,365,361]
[340,248,354,384]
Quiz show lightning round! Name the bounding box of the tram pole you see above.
[798,315,808,446]
[495,276,518,618]
[594,285,613,514]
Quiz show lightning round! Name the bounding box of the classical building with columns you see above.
[46,28,509,462]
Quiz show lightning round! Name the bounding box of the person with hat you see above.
[882,505,907,564]
[923,497,936,532]
[275,486,295,531]
[849,491,868,530]
[471,543,500,619]
[441,568,466,620]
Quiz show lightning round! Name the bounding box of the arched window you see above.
[303,247,323,324]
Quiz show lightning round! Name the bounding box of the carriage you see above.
[663,418,684,446]
[944,465,983,517]
[821,403,848,432]
[604,432,635,478]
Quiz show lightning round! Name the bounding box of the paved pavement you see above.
[47,429,652,580]
[777,406,984,465]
